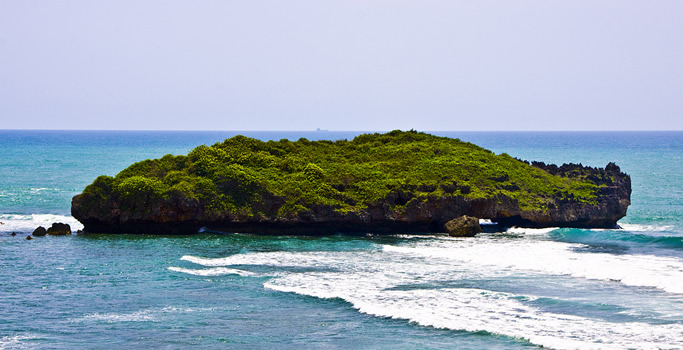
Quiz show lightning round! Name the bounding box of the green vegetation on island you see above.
[79,130,607,220]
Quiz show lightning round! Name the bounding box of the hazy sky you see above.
[1,1,681,131]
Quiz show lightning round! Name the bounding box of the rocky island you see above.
[71,130,631,235]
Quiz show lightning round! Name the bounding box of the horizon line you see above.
[1,129,681,133]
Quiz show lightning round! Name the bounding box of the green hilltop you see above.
[80,130,603,220]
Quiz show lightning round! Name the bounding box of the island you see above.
[71,130,631,235]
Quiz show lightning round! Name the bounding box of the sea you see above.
[1,130,681,349]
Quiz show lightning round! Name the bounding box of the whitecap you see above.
[29,187,55,193]
[380,233,444,239]
[505,226,559,235]
[266,281,680,350]
[0,335,37,350]
[384,239,683,294]
[168,266,255,277]
[619,223,675,232]
[180,253,345,268]
[72,310,158,323]
[0,214,83,233]
[184,239,683,294]
[71,306,227,324]
[177,241,683,349]
[157,306,227,313]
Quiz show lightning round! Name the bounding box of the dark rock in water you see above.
[26,235,33,240]
[445,216,482,237]
[32,226,47,236]
[11,232,17,236]
[46,223,71,235]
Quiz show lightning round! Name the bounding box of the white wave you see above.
[0,335,37,350]
[619,223,675,232]
[168,266,255,277]
[505,226,559,235]
[376,233,444,239]
[29,187,56,193]
[0,214,83,233]
[177,241,683,349]
[156,306,226,313]
[182,238,683,294]
[71,306,223,324]
[384,239,683,294]
[266,282,680,350]
[74,310,158,323]
[179,252,370,271]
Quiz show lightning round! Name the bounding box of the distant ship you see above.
[316,128,329,132]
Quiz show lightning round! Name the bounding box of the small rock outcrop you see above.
[46,223,71,235]
[26,235,33,240]
[445,216,482,237]
[32,226,47,236]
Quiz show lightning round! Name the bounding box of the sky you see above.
[1,1,682,131]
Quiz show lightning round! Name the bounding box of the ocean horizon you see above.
[1,130,682,349]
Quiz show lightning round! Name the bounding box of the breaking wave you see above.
[0,214,83,233]
[173,236,683,349]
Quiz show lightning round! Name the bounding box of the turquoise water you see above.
[1,130,682,349]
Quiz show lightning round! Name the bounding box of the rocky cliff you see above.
[71,131,631,234]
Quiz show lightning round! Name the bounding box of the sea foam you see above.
[168,266,255,277]
[619,223,675,232]
[0,335,32,350]
[266,282,680,350]
[174,239,683,349]
[70,306,225,324]
[384,238,683,294]
[505,226,560,235]
[0,214,83,233]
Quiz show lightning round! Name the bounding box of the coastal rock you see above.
[445,216,482,237]
[26,235,33,240]
[498,161,632,228]
[11,232,17,236]
[71,131,631,235]
[32,226,47,236]
[46,223,71,235]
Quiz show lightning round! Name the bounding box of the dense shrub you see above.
[86,130,603,216]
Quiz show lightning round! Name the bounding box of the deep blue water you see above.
[1,130,682,349]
